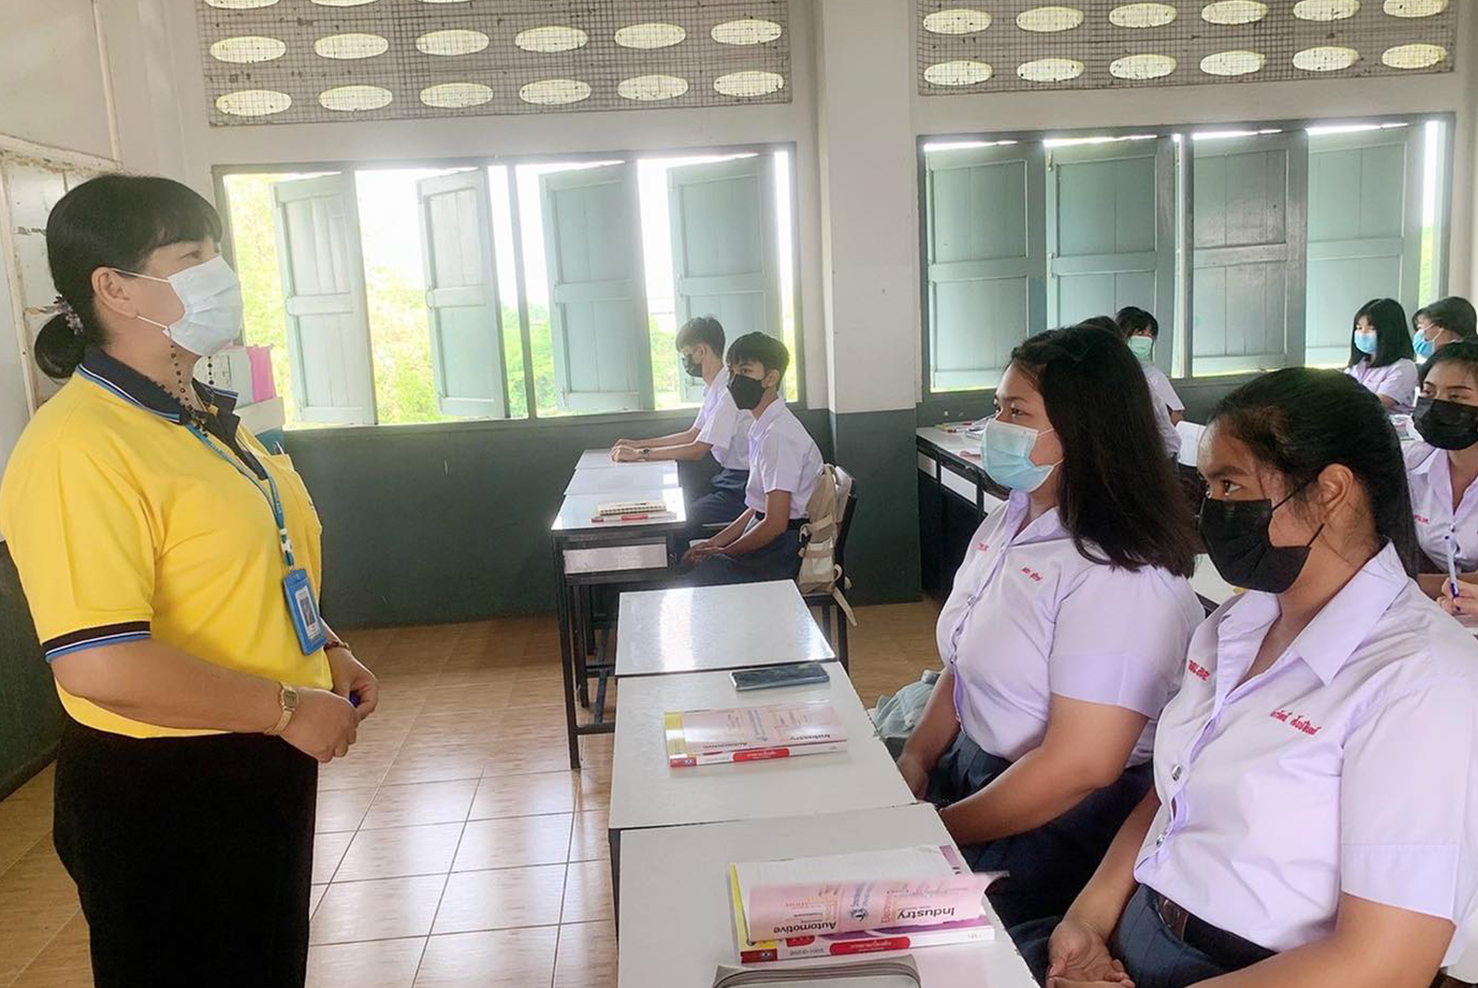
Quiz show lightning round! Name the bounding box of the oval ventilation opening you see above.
[713,70,787,97]
[420,82,494,108]
[1200,49,1266,75]
[1017,57,1083,82]
[519,79,592,106]
[514,26,589,53]
[923,60,993,85]
[1200,1,1269,24]
[618,74,690,101]
[1293,45,1360,71]
[923,8,993,34]
[216,89,292,116]
[614,23,687,49]
[711,18,783,45]
[210,36,287,63]
[319,85,394,111]
[1109,3,1179,27]
[314,33,390,60]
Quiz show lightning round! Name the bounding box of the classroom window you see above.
[919,115,1452,393]
[222,146,799,428]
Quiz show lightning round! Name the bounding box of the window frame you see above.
[213,139,806,431]
[916,111,1456,405]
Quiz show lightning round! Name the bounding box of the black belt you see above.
[753,511,807,531]
[1150,889,1276,971]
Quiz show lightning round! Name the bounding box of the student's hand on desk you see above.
[612,445,642,463]
[1439,579,1478,615]
[1047,918,1134,988]
[327,646,379,721]
[281,688,360,763]
[895,751,930,798]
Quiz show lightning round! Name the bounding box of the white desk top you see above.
[614,581,835,677]
[617,804,1038,988]
[609,663,913,832]
[565,461,681,495]
[551,487,687,533]
[917,425,983,459]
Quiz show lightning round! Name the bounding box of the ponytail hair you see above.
[34,173,222,378]
[1209,368,1419,577]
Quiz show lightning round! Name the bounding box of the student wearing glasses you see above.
[1345,298,1418,413]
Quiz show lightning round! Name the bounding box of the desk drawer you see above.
[563,541,669,574]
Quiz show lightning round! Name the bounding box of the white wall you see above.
[0,0,114,160]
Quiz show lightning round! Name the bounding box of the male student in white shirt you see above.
[682,332,823,585]
[611,316,751,526]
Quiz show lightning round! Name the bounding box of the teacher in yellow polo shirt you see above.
[0,175,377,988]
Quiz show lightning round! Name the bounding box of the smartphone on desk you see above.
[731,662,830,692]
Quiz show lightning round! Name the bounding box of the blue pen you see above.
[349,691,361,708]
[1446,531,1461,600]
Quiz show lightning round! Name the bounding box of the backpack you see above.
[797,464,857,626]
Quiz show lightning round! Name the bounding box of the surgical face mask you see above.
[1413,395,1478,450]
[1414,330,1437,361]
[1353,329,1378,356]
[981,418,1060,493]
[121,255,243,358]
[1198,489,1322,594]
[680,352,702,379]
[728,372,766,410]
[1127,336,1155,361]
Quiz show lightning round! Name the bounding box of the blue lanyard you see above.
[184,424,297,570]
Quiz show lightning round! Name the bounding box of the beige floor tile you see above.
[360,779,477,831]
[0,767,56,876]
[317,744,397,792]
[310,884,328,917]
[432,864,566,934]
[335,823,464,882]
[310,874,447,945]
[561,859,613,925]
[0,840,81,984]
[413,927,558,988]
[316,787,379,833]
[9,911,91,988]
[469,770,577,820]
[482,738,575,777]
[454,814,572,871]
[553,920,618,988]
[381,744,489,787]
[306,936,425,988]
[313,832,355,884]
[568,808,610,863]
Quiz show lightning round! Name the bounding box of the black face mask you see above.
[681,353,702,379]
[1413,396,1478,450]
[728,373,765,411]
[1199,492,1324,594]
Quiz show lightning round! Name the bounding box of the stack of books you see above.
[664,701,848,768]
[728,845,997,962]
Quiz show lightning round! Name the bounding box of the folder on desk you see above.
[664,701,847,767]
[728,845,996,963]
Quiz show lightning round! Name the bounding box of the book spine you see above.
[741,925,992,963]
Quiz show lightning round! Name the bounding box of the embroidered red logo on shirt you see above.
[976,542,990,553]
[1187,660,1211,681]
[1019,566,1043,583]
[1270,709,1321,735]
[1414,513,1430,525]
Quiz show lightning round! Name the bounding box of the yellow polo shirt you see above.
[0,350,332,738]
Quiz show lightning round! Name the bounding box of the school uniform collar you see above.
[709,366,731,392]
[752,395,788,430]
[1219,542,1408,686]
[1408,442,1447,483]
[77,346,241,425]
[1003,490,1067,544]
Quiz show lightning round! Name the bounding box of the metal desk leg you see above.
[552,539,582,771]
[609,827,622,934]
[574,586,591,709]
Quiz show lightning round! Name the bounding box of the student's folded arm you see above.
[722,490,790,555]
[707,509,754,549]
[615,427,698,452]
[938,695,1147,846]
[644,439,713,462]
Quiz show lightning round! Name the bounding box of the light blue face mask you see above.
[1414,330,1437,360]
[1127,335,1155,361]
[982,418,1061,493]
[1353,329,1378,356]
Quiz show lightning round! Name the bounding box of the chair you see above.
[802,466,858,671]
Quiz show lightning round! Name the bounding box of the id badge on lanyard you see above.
[188,425,327,655]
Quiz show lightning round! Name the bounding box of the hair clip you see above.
[54,295,83,336]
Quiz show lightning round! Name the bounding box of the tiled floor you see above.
[0,600,942,988]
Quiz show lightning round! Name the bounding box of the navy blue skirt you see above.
[926,730,1153,930]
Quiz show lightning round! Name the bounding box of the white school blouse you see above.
[1346,358,1418,414]
[1405,441,1478,572]
[691,368,751,472]
[1142,363,1185,459]
[1134,543,1478,963]
[935,492,1203,765]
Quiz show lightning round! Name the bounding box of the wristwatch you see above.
[265,681,299,736]
[639,447,651,461]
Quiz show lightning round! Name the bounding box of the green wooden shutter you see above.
[271,173,377,424]
[417,169,508,418]
[666,155,780,404]
[925,144,1047,391]
[539,163,652,413]
[1047,137,1177,374]
[1189,132,1308,377]
[1305,127,1424,366]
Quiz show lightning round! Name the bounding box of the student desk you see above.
[564,460,682,495]
[616,803,1039,988]
[613,581,835,678]
[551,484,689,770]
[916,427,1007,600]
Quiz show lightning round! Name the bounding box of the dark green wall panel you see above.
[829,408,922,606]
[0,545,63,800]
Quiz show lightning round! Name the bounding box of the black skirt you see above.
[53,719,318,988]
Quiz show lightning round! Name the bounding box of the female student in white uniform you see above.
[1406,340,1478,600]
[1116,307,1185,459]
[897,323,1205,930]
[1034,368,1477,988]
[1412,296,1477,361]
[1345,298,1418,413]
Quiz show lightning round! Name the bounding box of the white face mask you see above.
[122,255,244,358]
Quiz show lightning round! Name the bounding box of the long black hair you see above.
[1010,324,1199,577]
[1348,297,1414,369]
[1419,338,1478,387]
[1210,368,1418,577]
[33,174,222,379]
